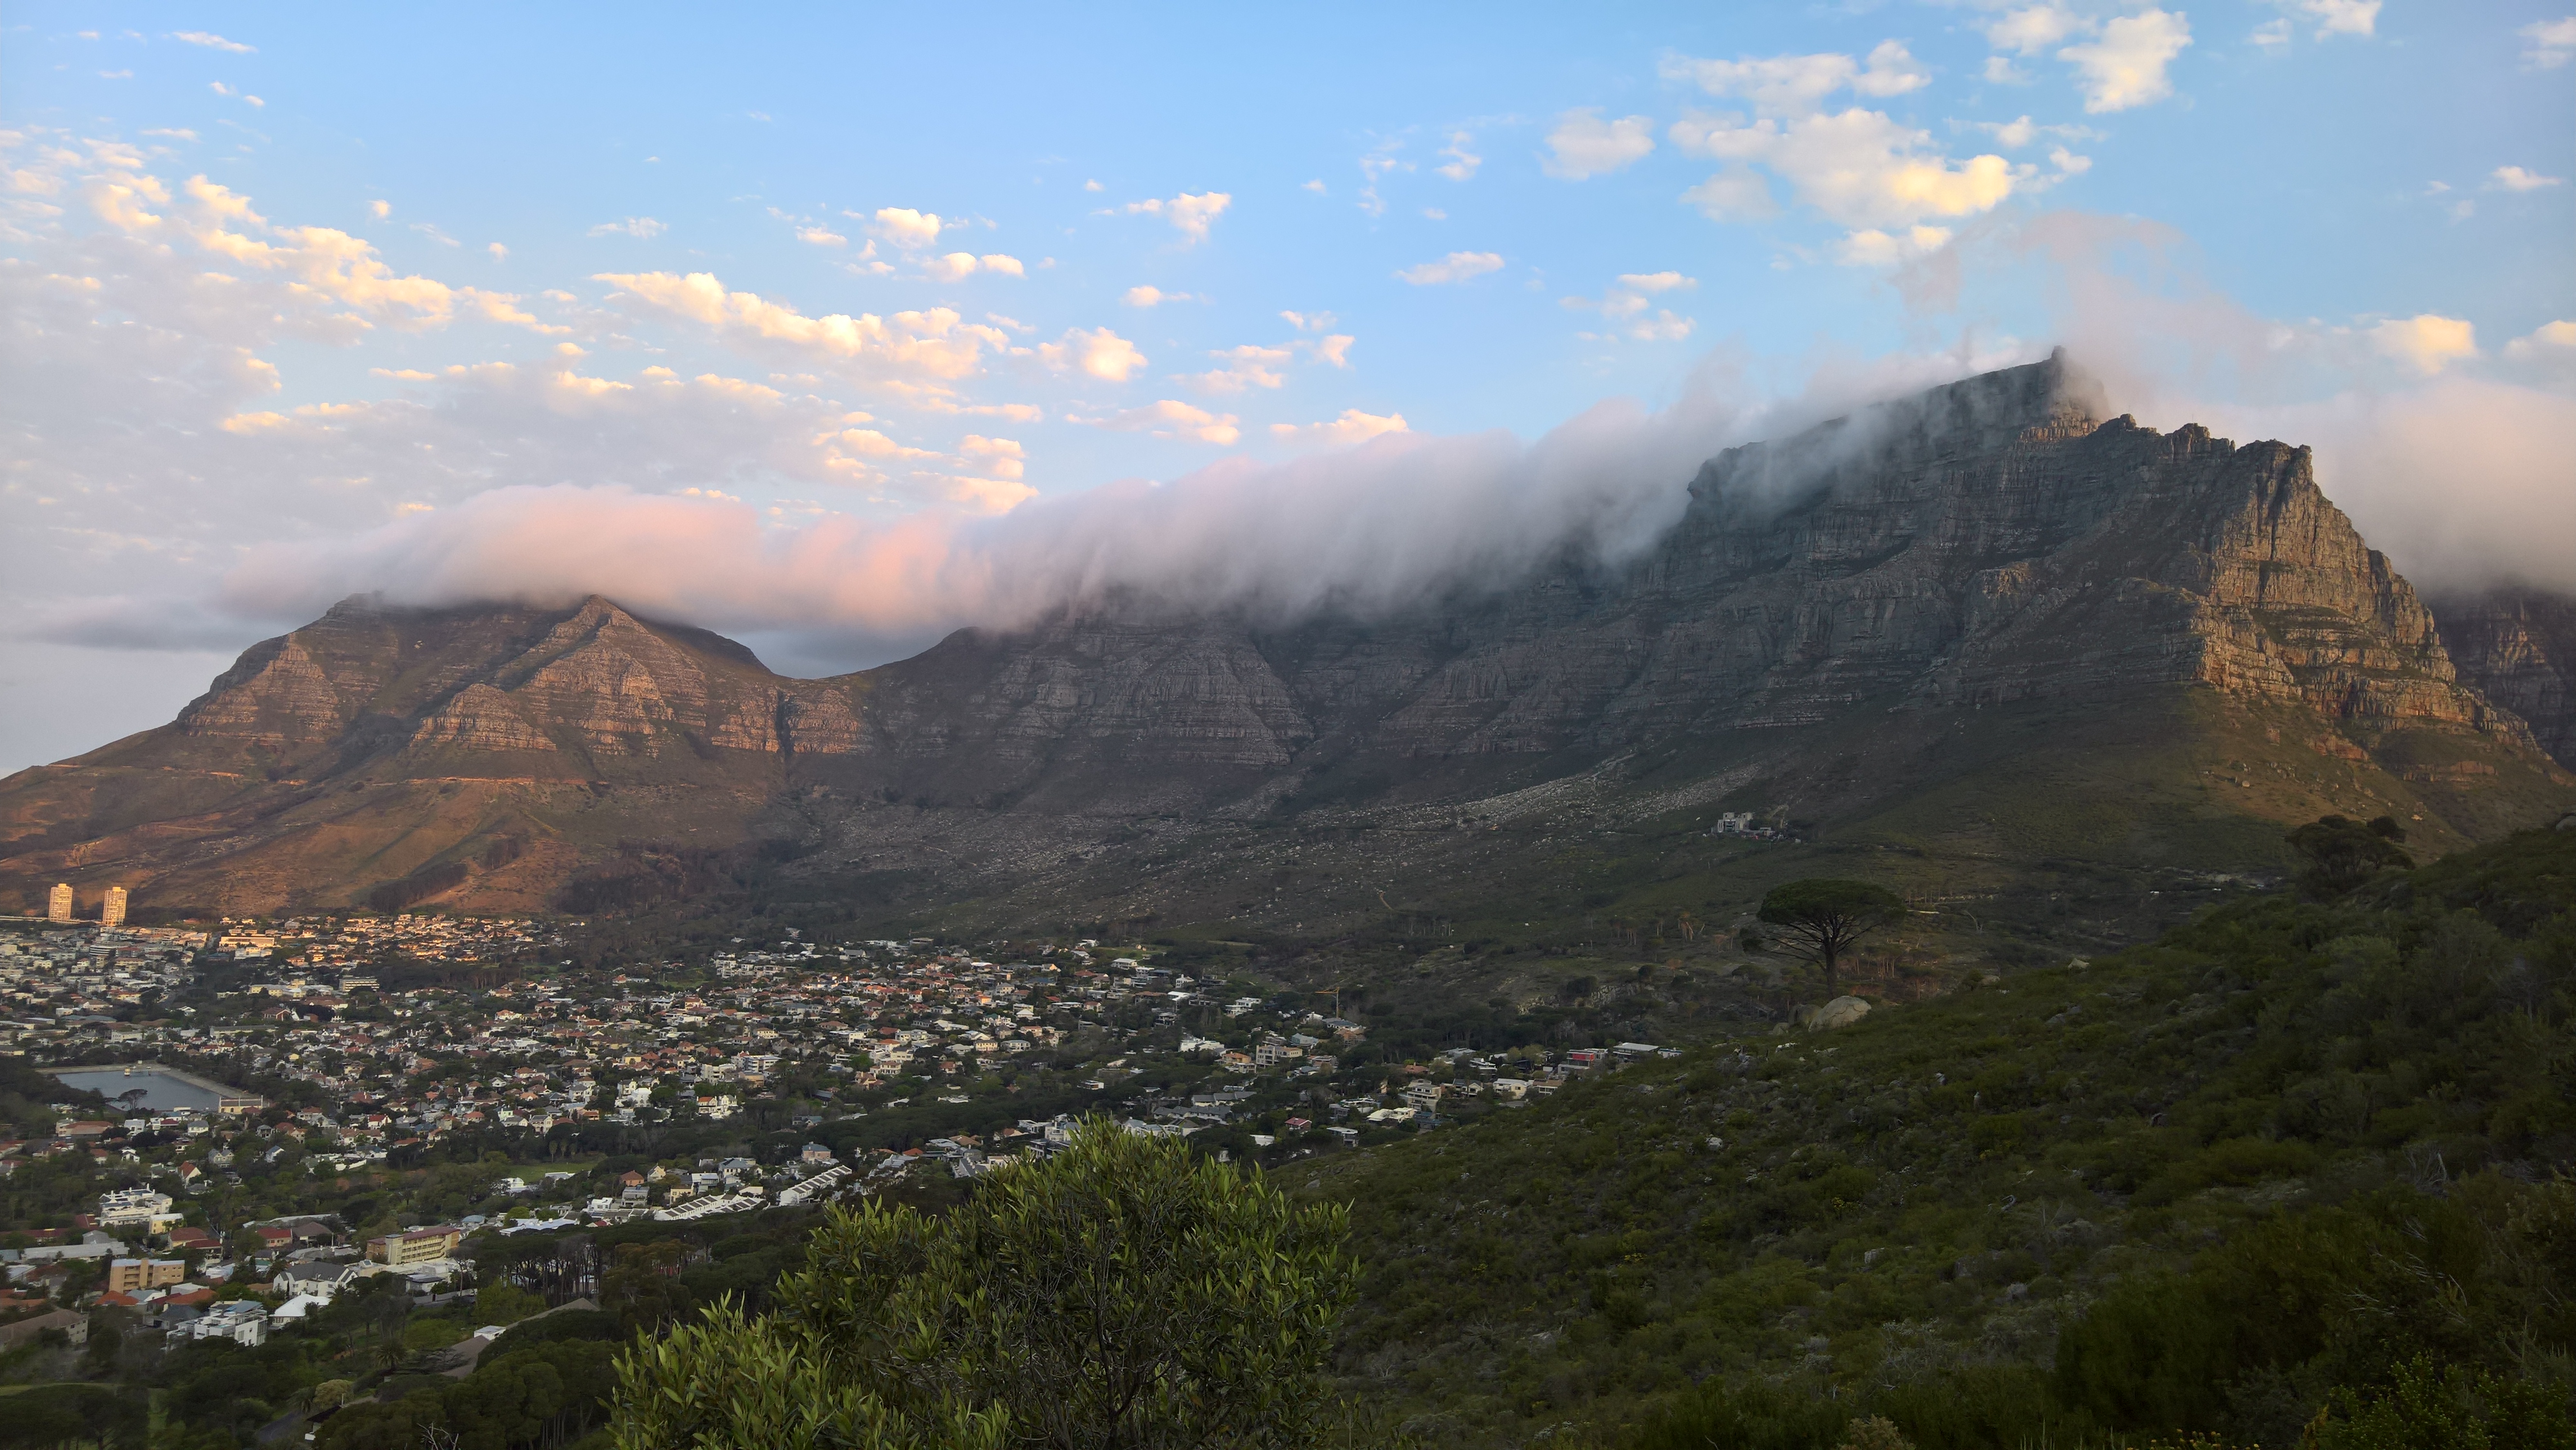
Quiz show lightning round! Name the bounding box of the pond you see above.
[52,1066,227,1113]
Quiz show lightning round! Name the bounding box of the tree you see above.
[1757,879,1904,999]
[609,1120,1357,1450]
[2287,815,2413,897]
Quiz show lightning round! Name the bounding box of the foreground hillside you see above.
[1298,820,2576,1448]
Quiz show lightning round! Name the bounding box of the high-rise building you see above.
[47,883,72,923]
[102,886,128,928]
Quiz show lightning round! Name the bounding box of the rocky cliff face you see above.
[2432,589,2576,768]
[6,353,2568,915]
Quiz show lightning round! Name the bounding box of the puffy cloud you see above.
[1660,40,1928,117]
[1838,225,1954,267]
[1672,108,2018,228]
[2492,165,2564,191]
[589,216,666,238]
[1119,191,1232,244]
[1396,251,1504,285]
[2250,18,2294,47]
[796,225,847,246]
[1437,132,1481,182]
[1269,409,1409,448]
[2286,0,2380,38]
[1123,285,1196,307]
[1680,166,1778,222]
[919,251,1024,281]
[1539,109,1656,180]
[867,207,943,250]
[958,434,1027,480]
[488,242,509,261]
[368,198,391,219]
[1038,325,1147,382]
[170,30,255,51]
[1279,310,1338,332]
[2522,15,2576,68]
[1986,6,2079,54]
[1080,398,1240,444]
[2059,9,2192,113]
[1182,343,1293,393]
[2367,314,2478,375]
[596,270,1008,381]
[2503,320,2576,365]
[1564,273,1698,341]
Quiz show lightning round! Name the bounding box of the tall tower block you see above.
[47,883,72,923]
[102,886,128,928]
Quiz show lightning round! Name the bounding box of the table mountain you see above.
[4,352,2568,920]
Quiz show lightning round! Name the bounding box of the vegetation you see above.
[1757,880,1905,999]
[609,1124,1360,1450]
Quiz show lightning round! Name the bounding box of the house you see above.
[366,1226,462,1266]
[1400,1082,1446,1108]
[105,1258,187,1293]
[799,1142,835,1165]
[189,1300,267,1347]
[275,1260,358,1302]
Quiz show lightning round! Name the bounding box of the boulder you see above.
[1811,995,1873,1030]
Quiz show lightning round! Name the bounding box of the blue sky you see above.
[3,1,2573,773]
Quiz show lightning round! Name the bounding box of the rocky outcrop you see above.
[2432,589,2576,768]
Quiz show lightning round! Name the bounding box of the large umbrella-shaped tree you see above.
[1757,879,1905,999]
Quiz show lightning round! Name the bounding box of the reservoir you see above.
[51,1066,229,1113]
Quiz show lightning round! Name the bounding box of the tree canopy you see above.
[2287,814,2414,896]
[1758,879,1905,998]
[608,1120,1358,1450]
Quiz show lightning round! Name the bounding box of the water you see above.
[52,1067,227,1113]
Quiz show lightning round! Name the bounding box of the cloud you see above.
[2503,319,2576,364]
[589,217,667,239]
[1080,398,1240,444]
[866,207,943,250]
[170,31,255,52]
[2492,165,2564,191]
[1279,310,1338,332]
[1117,191,1232,245]
[1680,167,1777,222]
[1123,285,1196,307]
[1838,225,1954,267]
[1396,251,1504,285]
[1563,271,1699,337]
[2059,9,2192,113]
[1985,6,2079,55]
[596,270,1009,381]
[958,433,1026,480]
[2522,15,2576,68]
[1436,132,1481,182]
[1181,343,1293,393]
[488,242,508,261]
[920,252,1024,281]
[1540,109,1656,180]
[796,225,847,246]
[2287,0,2380,38]
[2250,18,2294,46]
[368,198,391,220]
[1672,109,2018,229]
[2367,314,2478,374]
[1269,409,1409,448]
[1660,40,1928,116]
[1302,179,1327,194]
[1038,325,1147,382]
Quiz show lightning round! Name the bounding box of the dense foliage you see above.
[609,1123,1360,1450]
[1300,825,2576,1447]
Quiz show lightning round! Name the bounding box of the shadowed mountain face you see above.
[5,353,2569,918]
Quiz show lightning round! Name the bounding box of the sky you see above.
[3,1,2573,775]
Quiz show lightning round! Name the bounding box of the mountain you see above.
[5,352,2570,922]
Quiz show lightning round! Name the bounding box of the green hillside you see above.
[1294,822,2576,1448]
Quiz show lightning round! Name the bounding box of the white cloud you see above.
[1181,343,1293,393]
[1437,132,1481,182]
[1680,167,1778,221]
[1301,179,1327,194]
[1269,409,1409,448]
[917,252,1024,282]
[1986,6,2079,54]
[866,207,943,250]
[1395,251,1505,285]
[1984,55,2032,84]
[2492,165,2564,191]
[959,433,1026,480]
[368,198,391,220]
[1123,285,1193,307]
[977,254,1025,278]
[411,222,460,247]
[2251,18,2294,46]
[2059,9,2192,113]
[487,242,508,261]
[2522,15,2576,68]
[1672,108,2019,228]
[1983,116,2040,149]
[1120,191,1231,244]
[2503,319,2576,363]
[1080,398,1238,444]
[1083,179,1104,192]
[1660,40,1928,116]
[589,217,666,239]
[795,225,847,246]
[1038,325,1147,382]
[1540,109,1656,179]
[1836,225,1954,266]
[597,270,1009,381]
[1279,310,1337,332]
[2050,145,2092,175]
[2290,0,2380,38]
[170,30,254,52]
[2368,314,2478,374]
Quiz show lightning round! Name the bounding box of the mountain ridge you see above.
[5,352,2570,920]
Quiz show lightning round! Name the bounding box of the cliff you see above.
[5,353,2568,917]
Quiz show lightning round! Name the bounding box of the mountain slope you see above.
[3,353,2568,919]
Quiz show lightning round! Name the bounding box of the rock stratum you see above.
[5,352,2570,921]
